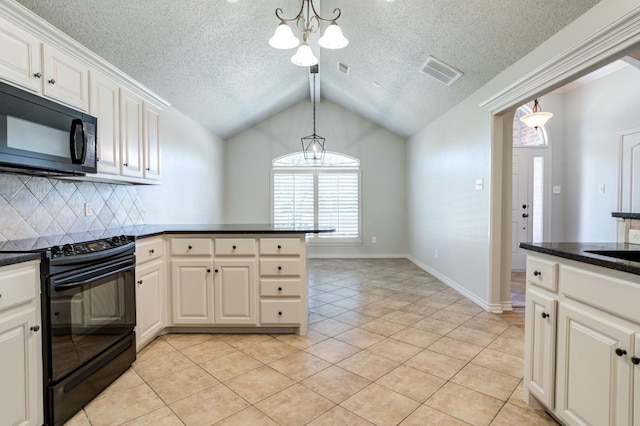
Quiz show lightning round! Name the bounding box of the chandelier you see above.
[269,0,349,67]
[520,98,553,129]
[301,67,326,164]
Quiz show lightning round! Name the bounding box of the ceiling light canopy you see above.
[520,98,553,129]
[269,0,348,67]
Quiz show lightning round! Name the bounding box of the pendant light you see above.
[520,98,553,129]
[301,67,325,165]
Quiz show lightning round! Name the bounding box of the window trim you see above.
[270,155,362,246]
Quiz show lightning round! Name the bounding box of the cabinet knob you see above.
[278,287,282,291]
[137,280,143,285]
[33,72,41,78]
[232,245,237,250]
[278,311,283,316]
[48,78,55,84]
[533,270,541,277]
[615,348,627,357]
[214,269,218,273]
[30,325,40,332]
[277,245,282,249]
[541,312,549,319]
[277,266,282,271]
[207,269,212,273]
[188,245,192,250]
[149,249,155,254]
[146,167,150,171]
[123,162,128,167]
[632,356,640,365]
[522,213,529,218]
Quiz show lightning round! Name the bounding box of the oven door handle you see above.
[54,269,131,291]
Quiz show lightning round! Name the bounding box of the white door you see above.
[512,148,548,270]
[619,127,640,212]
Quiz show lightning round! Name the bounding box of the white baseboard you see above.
[406,255,494,312]
[308,253,409,259]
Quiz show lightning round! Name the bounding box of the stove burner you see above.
[50,235,134,258]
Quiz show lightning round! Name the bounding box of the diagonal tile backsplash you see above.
[0,173,145,242]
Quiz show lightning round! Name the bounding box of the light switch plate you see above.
[553,185,561,194]
[629,229,640,244]
[475,179,484,191]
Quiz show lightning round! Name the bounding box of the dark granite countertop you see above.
[611,212,640,220]
[519,242,640,275]
[0,224,334,267]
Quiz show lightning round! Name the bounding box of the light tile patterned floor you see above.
[65,258,556,426]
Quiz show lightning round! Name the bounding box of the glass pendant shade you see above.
[318,23,349,49]
[302,136,326,164]
[291,42,318,66]
[269,22,300,49]
[520,111,553,129]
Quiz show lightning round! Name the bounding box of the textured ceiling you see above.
[16,0,602,139]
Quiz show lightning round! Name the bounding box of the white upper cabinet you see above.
[143,102,161,181]
[41,44,89,111]
[0,14,41,93]
[119,87,144,179]
[89,70,120,175]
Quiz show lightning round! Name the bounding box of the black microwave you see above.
[0,81,97,176]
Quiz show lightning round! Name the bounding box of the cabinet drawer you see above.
[171,238,213,256]
[215,239,256,256]
[527,256,558,292]
[560,264,640,323]
[260,300,301,325]
[136,238,164,264]
[260,279,302,296]
[0,262,38,312]
[259,238,301,255]
[260,259,301,276]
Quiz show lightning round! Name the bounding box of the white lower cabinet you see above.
[135,258,164,349]
[213,259,257,325]
[524,252,640,426]
[0,261,42,426]
[171,259,214,324]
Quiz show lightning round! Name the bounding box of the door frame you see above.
[484,6,640,312]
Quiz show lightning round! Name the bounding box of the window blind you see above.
[318,171,359,237]
[273,173,314,227]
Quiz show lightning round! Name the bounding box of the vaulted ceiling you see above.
[16,0,602,139]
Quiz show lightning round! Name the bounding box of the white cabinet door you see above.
[42,44,89,111]
[634,333,640,426]
[556,302,634,426]
[171,259,214,324]
[0,306,42,426]
[136,259,164,350]
[89,70,120,175]
[524,288,556,408]
[0,15,42,92]
[143,102,161,181]
[119,87,144,179]
[214,259,256,325]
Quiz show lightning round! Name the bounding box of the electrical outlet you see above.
[84,202,92,216]
[630,229,640,244]
[372,236,377,244]
[434,249,438,258]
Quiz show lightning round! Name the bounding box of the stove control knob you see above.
[62,244,74,254]
[51,246,62,256]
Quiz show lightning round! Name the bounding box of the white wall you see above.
[137,106,225,223]
[560,65,640,242]
[224,99,407,257]
[407,0,640,306]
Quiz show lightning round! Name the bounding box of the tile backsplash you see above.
[0,173,144,242]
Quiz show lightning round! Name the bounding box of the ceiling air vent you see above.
[420,56,463,86]
[337,62,349,75]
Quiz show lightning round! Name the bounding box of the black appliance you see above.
[0,80,97,176]
[40,235,136,426]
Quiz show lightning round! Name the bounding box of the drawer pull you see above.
[541,312,549,319]
[278,287,282,291]
[34,72,42,78]
[149,249,155,254]
[188,245,193,250]
[615,348,627,357]
[232,245,237,250]
[278,311,283,316]
[48,78,55,84]
[30,325,40,332]
[278,266,282,271]
[632,356,640,365]
[533,270,541,277]
[277,245,282,249]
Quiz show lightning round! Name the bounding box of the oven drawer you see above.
[260,259,301,276]
[171,238,213,256]
[260,300,301,325]
[136,238,164,264]
[214,238,256,256]
[0,261,38,312]
[259,238,301,255]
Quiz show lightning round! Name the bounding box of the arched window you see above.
[513,105,549,147]
[272,152,361,244]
